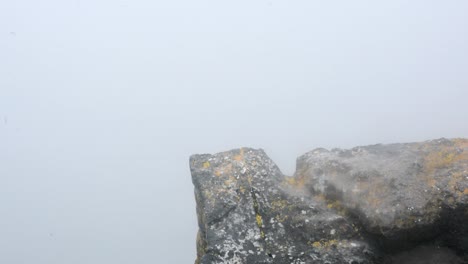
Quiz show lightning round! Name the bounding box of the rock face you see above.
[190,139,468,264]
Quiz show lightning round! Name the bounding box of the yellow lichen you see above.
[203,161,210,168]
[423,147,464,174]
[323,239,338,247]
[254,213,266,238]
[275,214,288,222]
[271,199,288,210]
[310,239,338,249]
[420,140,468,198]
[239,186,246,194]
[311,241,322,248]
[433,151,454,168]
[256,214,263,227]
[326,199,348,216]
[283,176,306,188]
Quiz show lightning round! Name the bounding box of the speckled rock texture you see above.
[190,139,468,264]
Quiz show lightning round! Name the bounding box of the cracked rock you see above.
[190,138,468,263]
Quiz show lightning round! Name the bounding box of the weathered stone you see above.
[191,148,377,263]
[297,138,468,249]
[190,139,468,263]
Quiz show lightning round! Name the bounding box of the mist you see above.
[1,1,468,263]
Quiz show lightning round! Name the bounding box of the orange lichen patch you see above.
[422,142,468,174]
[233,148,245,161]
[408,139,468,194]
[419,143,468,191]
[420,140,468,196]
[202,161,210,168]
[234,155,243,161]
[464,188,468,195]
[214,163,233,177]
[424,151,458,173]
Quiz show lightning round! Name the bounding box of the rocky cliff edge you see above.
[190,138,468,264]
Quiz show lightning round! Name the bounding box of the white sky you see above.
[1,1,468,263]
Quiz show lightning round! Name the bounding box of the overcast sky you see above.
[1,1,468,263]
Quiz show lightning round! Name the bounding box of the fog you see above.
[1,1,467,263]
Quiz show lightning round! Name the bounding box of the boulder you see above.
[297,138,468,250]
[190,139,468,263]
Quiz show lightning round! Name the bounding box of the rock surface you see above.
[190,139,468,263]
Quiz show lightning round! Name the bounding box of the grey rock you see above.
[297,138,468,248]
[190,139,468,263]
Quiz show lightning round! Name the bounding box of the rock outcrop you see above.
[190,138,468,263]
